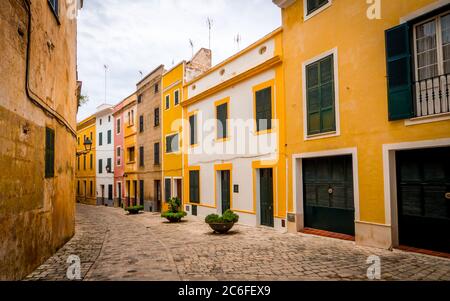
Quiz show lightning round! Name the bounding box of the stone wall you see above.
[0,0,79,280]
[136,65,164,211]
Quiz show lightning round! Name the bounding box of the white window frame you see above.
[302,47,340,141]
[412,11,450,81]
[303,0,332,22]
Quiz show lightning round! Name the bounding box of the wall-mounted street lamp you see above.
[76,138,93,157]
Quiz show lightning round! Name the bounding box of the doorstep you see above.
[397,245,450,260]
[301,228,355,242]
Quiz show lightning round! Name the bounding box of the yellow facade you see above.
[278,0,450,248]
[123,94,138,206]
[76,116,96,205]
[162,63,185,210]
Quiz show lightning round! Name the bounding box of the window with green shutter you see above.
[216,103,228,139]
[306,0,329,15]
[99,132,103,146]
[189,170,200,204]
[255,87,272,132]
[189,114,198,145]
[306,54,336,136]
[385,23,414,121]
[107,130,112,144]
[45,127,55,178]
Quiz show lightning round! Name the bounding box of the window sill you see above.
[305,131,339,141]
[405,112,450,126]
[254,129,273,136]
[215,137,230,143]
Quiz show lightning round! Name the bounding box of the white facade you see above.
[95,104,115,206]
[184,33,285,230]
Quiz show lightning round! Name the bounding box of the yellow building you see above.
[161,49,211,210]
[122,94,138,207]
[274,0,450,252]
[76,115,96,205]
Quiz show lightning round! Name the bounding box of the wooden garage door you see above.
[303,155,355,236]
[397,147,450,253]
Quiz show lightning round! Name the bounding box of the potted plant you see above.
[161,197,187,223]
[205,210,239,234]
[124,205,144,215]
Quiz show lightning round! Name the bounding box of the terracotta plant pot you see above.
[207,222,235,234]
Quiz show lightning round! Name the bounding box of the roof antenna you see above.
[189,39,194,58]
[206,17,213,50]
[234,34,241,51]
[139,70,143,79]
[103,64,108,104]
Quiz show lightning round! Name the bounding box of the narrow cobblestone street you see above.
[26,204,450,281]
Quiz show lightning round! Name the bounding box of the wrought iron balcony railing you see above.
[414,74,450,118]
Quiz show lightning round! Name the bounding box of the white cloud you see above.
[77,0,281,121]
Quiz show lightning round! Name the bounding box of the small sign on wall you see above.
[233,185,239,193]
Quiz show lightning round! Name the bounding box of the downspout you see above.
[23,0,77,138]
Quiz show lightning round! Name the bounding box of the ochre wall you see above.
[0,0,78,279]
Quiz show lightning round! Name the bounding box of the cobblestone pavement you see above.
[26,204,450,281]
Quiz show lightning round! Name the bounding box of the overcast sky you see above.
[76,0,281,121]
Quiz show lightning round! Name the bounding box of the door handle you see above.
[445,192,450,200]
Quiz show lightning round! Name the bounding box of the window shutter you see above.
[45,128,55,178]
[189,171,200,204]
[255,87,272,132]
[385,23,414,121]
[189,115,197,145]
[306,62,322,135]
[154,143,160,165]
[217,104,228,139]
[165,179,171,202]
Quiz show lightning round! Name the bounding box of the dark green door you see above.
[260,168,274,227]
[303,155,355,236]
[397,147,450,253]
[221,170,231,214]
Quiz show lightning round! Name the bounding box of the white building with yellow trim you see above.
[182,29,287,230]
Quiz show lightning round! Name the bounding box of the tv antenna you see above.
[206,17,213,49]
[189,39,194,58]
[234,34,241,51]
[103,64,108,104]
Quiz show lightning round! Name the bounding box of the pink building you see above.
[113,93,136,207]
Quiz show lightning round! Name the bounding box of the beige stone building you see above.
[0,0,82,280]
[136,65,165,212]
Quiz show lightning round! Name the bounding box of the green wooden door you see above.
[260,168,274,227]
[221,170,231,214]
[397,147,450,253]
[303,156,355,236]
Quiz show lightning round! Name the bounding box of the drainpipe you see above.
[22,0,77,138]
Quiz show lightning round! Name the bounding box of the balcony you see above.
[414,74,450,118]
